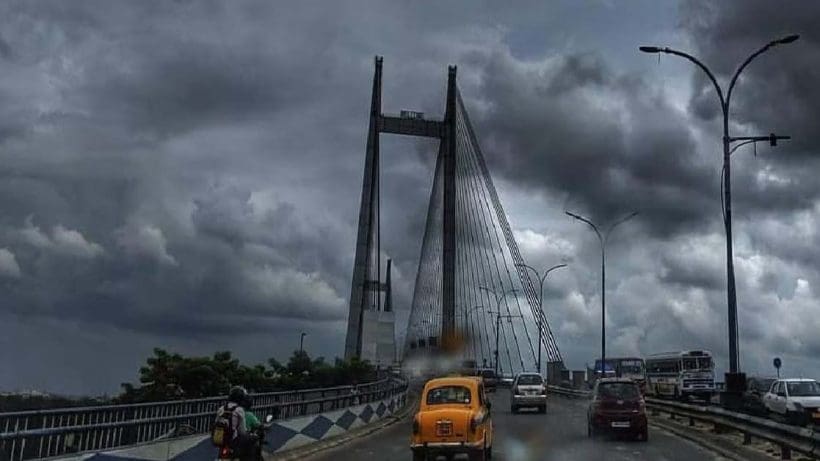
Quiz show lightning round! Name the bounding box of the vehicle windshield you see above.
[682,357,712,370]
[787,381,820,397]
[597,382,640,400]
[517,375,543,385]
[427,386,472,405]
[620,360,644,374]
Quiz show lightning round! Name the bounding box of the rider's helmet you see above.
[228,386,248,405]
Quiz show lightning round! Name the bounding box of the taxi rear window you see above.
[426,385,472,405]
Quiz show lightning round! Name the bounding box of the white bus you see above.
[645,350,715,400]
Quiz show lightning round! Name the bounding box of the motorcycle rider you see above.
[215,386,259,460]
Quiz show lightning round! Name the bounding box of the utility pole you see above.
[566,211,637,377]
[479,287,520,376]
[516,263,567,376]
[640,34,798,397]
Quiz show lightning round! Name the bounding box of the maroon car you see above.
[587,378,648,441]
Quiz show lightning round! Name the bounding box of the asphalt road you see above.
[307,389,725,461]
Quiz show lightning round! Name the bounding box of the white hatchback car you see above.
[762,378,820,425]
[511,372,547,414]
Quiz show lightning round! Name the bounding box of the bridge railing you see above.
[647,398,820,460]
[0,379,401,461]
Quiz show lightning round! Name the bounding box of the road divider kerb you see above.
[269,389,419,461]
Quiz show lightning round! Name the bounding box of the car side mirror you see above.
[265,414,274,424]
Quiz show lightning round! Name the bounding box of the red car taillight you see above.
[541,386,548,395]
[469,414,482,433]
[514,386,522,395]
[412,417,420,435]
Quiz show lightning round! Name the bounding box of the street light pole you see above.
[515,263,567,376]
[464,305,486,362]
[485,309,524,377]
[479,287,520,376]
[300,332,307,353]
[566,211,637,377]
[640,35,798,381]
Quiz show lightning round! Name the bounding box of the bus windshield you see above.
[683,356,712,371]
[620,360,644,374]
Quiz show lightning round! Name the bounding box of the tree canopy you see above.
[117,348,376,403]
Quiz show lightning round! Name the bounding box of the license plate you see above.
[436,422,452,436]
[611,421,631,428]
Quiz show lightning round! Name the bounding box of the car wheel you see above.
[487,444,493,459]
[469,443,486,461]
[412,450,426,461]
[511,405,517,414]
[540,405,547,414]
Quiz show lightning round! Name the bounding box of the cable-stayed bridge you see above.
[343,57,562,376]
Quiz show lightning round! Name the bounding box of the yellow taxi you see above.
[411,376,494,461]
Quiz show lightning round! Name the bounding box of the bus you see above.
[645,350,715,400]
[589,357,647,391]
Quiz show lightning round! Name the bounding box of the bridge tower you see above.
[344,57,458,359]
[346,57,563,374]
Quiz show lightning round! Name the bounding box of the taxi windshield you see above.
[426,386,472,405]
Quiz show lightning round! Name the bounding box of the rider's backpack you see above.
[211,406,234,447]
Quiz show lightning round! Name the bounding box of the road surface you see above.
[307,389,724,461]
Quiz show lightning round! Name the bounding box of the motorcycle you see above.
[216,414,274,461]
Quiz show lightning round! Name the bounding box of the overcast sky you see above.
[0,1,817,395]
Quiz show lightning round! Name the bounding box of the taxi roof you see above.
[424,376,481,390]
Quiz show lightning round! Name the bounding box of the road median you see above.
[269,388,418,461]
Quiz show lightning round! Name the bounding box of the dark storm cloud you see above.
[680,1,820,215]
[1,0,817,394]
[468,49,716,238]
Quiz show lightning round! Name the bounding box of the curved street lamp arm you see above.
[604,211,639,243]
[729,139,760,156]
[543,263,568,282]
[727,38,789,111]
[655,48,725,111]
[565,211,603,245]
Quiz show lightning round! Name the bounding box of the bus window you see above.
[683,358,698,370]
[620,360,644,374]
[698,357,713,369]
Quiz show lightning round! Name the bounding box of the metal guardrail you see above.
[647,398,819,460]
[546,385,591,398]
[547,384,819,459]
[0,379,405,461]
